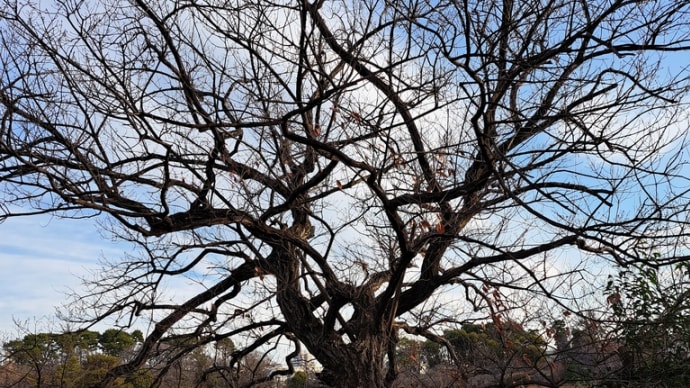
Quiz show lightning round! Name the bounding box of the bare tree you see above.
[1,0,690,386]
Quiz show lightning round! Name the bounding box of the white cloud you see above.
[0,215,122,334]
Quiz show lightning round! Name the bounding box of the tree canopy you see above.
[2,329,149,388]
[1,0,690,386]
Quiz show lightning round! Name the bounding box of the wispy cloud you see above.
[0,215,122,334]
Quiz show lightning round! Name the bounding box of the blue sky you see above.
[0,0,688,344]
[0,214,123,335]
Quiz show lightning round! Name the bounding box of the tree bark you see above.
[265,226,391,388]
[316,336,388,388]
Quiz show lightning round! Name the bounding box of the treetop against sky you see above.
[1,0,690,386]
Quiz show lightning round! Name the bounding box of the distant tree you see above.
[287,371,308,388]
[395,338,424,373]
[2,328,160,388]
[99,329,137,357]
[393,320,549,387]
[606,261,690,386]
[54,354,82,388]
[445,320,547,376]
[123,369,155,388]
[419,341,444,370]
[130,330,144,344]
[213,337,235,367]
[155,347,207,388]
[54,331,100,363]
[3,333,60,387]
[76,354,121,388]
[547,317,623,386]
[2,0,690,386]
